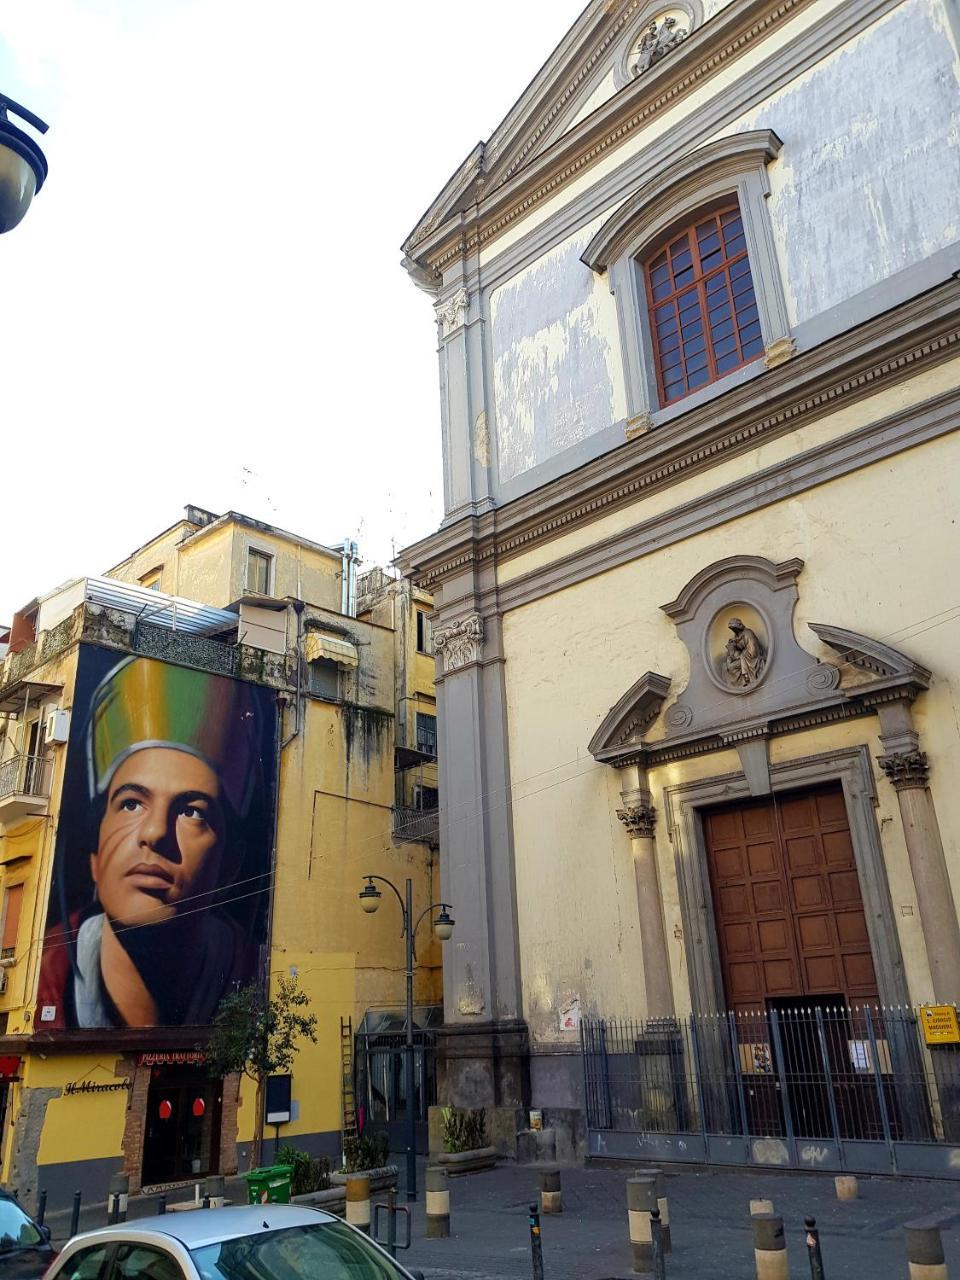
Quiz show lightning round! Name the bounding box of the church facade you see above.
[399,0,960,1169]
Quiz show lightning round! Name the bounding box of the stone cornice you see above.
[397,279,960,591]
[406,0,826,275]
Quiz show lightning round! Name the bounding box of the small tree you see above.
[207,975,318,1169]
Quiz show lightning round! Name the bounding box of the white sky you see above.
[0,0,585,621]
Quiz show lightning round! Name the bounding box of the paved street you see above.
[42,1160,959,1278]
[399,1162,960,1280]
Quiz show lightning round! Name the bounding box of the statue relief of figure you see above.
[721,617,766,689]
[633,15,687,75]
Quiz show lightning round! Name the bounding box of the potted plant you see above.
[330,1132,399,1193]
[436,1107,498,1173]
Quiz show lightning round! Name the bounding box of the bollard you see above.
[158,1196,167,1216]
[752,1212,788,1280]
[834,1175,858,1202]
[751,1199,775,1217]
[204,1175,226,1209]
[539,1168,562,1215]
[627,1177,659,1274]
[905,1221,947,1280]
[425,1166,450,1239]
[346,1175,371,1234]
[202,1196,211,1209]
[528,1202,545,1280]
[650,1207,667,1280]
[69,1190,81,1239]
[36,1189,47,1228]
[805,1217,825,1280]
[107,1173,129,1225]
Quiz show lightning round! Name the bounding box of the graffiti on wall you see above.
[37,647,277,1030]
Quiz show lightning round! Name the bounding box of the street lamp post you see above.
[0,93,48,234]
[359,875,454,1202]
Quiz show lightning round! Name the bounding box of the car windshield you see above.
[191,1222,409,1280]
[0,1199,41,1252]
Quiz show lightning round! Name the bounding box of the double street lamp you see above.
[0,93,49,233]
[359,875,454,1201]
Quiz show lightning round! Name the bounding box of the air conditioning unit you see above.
[44,708,70,745]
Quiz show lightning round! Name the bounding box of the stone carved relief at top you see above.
[628,12,691,77]
[720,617,767,689]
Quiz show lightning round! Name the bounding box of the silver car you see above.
[44,1205,428,1280]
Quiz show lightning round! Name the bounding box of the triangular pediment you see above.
[403,0,703,257]
[588,671,672,765]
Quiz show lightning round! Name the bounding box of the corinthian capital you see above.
[878,749,930,791]
[434,612,484,673]
[617,803,657,839]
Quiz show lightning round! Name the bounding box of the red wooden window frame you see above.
[642,201,764,407]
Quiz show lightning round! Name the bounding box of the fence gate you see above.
[354,1026,438,1157]
[582,1007,960,1177]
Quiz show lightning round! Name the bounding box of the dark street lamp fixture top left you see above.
[0,92,49,234]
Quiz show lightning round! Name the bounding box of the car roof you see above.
[69,1204,338,1251]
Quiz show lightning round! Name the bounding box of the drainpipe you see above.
[263,599,305,1014]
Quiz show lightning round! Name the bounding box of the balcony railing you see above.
[393,805,440,845]
[0,754,50,803]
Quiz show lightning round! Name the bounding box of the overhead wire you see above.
[7,601,960,971]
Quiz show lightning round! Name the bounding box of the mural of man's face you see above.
[91,747,226,927]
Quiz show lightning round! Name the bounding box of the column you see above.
[617,775,675,1020]
[432,595,529,1112]
[878,707,960,1004]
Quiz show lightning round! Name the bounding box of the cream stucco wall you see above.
[501,428,960,1044]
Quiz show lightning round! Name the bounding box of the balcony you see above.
[0,754,51,822]
[393,804,440,845]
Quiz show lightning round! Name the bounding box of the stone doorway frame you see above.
[662,744,909,1017]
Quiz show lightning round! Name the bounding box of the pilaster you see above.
[618,775,675,1020]
[877,701,960,1004]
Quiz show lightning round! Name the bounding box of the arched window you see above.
[642,201,764,406]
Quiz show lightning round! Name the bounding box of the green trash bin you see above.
[244,1164,294,1205]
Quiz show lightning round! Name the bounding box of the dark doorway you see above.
[142,1064,222,1186]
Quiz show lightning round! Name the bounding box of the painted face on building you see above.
[90,747,226,927]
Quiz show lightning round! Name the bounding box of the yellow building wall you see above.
[501,425,960,1042]
[269,674,441,1146]
[31,1057,128,1167]
[106,522,194,595]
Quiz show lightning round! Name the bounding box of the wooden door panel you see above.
[704,784,878,1014]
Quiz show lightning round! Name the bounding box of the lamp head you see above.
[434,907,455,941]
[0,96,48,234]
[359,880,382,914]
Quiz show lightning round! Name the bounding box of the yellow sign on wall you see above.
[920,1005,960,1045]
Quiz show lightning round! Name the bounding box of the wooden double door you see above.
[703,785,884,1139]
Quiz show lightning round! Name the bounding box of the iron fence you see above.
[583,1006,960,1176]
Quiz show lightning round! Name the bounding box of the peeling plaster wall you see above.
[725,0,960,327]
[490,221,626,484]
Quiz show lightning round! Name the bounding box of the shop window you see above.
[643,202,763,405]
[246,547,273,595]
[416,609,434,655]
[416,713,438,758]
[1,884,23,960]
